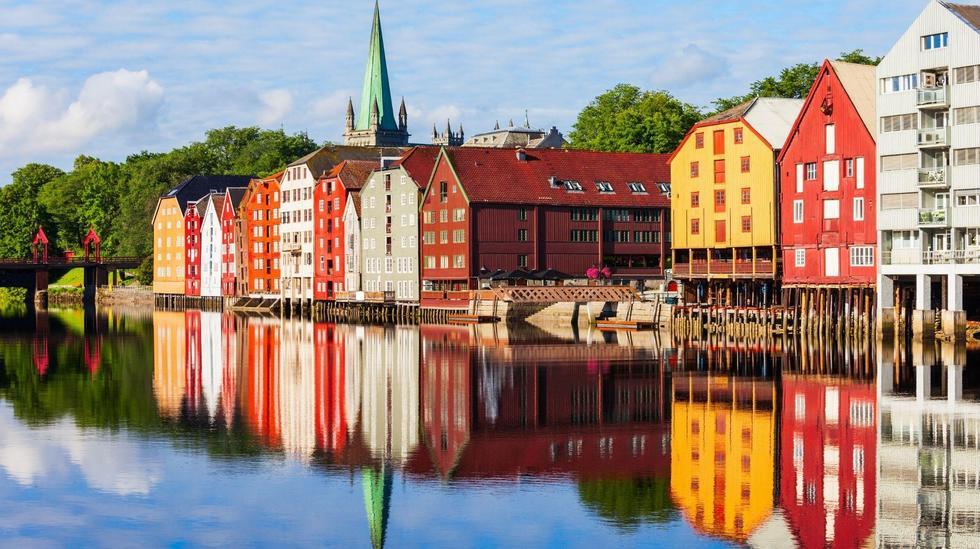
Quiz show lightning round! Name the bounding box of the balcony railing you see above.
[918,208,949,227]
[917,86,949,108]
[672,259,775,277]
[883,249,980,265]
[917,127,950,148]
[917,166,949,188]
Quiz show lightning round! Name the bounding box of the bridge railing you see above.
[0,256,141,266]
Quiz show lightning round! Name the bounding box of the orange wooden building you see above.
[240,172,283,296]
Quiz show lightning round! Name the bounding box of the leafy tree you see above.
[0,164,64,257]
[568,84,702,153]
[712,50,881,113]
[577,477,675,530]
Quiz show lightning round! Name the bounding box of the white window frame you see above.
[823,160,839,191]
[795,164,804,193]
[853,197,865,221]
[823,199,840,220]
[795,248,806,267]
[825,124,835,155]
[856,157,865,189]
[793,200,804,224]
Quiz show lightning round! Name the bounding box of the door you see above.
[824,247,840,277]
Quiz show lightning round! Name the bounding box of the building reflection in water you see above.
[780,338,877,548]
[669,339,777,544]
[878,339,980,549]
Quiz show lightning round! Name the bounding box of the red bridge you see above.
[0,228,141,307]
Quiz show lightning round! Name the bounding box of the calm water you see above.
[0,309,978,548]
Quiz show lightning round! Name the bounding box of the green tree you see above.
[712,50,881,113]
[0,164,64,257]
[569,84,703,153]
[577,477,675,530]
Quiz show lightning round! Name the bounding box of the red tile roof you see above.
[441,147,671,207]
[324,159,378,191]
[393,145,440,186]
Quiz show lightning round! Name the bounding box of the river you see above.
[0,308,977,547]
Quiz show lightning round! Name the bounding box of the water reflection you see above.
[1,310,979,546]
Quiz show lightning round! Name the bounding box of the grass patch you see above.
[52,268,84,288]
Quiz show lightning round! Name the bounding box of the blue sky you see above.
[0,0,928,182]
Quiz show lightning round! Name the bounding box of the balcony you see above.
[883,249,980,265]
[917,86,949,109]
[918,208,949,227]
[917,166,949,189]
[671,259,775,278]
[917,127,950,148]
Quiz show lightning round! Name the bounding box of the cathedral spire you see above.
[398,97,407,130]
[356,0,396,132]
[346,97,355,131]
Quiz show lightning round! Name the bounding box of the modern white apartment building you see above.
[877,0,980,339]
[200,194,224,299]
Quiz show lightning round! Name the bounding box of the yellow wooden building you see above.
[152,175,253,296]
[669,374,776,543]
[669,98,801,304]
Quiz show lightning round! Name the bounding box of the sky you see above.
[0,0,930,183]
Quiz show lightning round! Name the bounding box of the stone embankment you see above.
[97,285,154,307]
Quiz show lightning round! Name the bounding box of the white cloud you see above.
[0,69,163,157]
[257,88,293,126]
[650,43,728,90]
[0,404,162,496]
[312,89,354,119]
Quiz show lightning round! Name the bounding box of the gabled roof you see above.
[742,98,804,149]
[224,187,249,212]
[161,175,254,213]
[945,1,980,31]
[209,194,225,217]
[778,60,876,162]
[438,147,671,207]
[828,60,876,135]
[391,146,440,186]
[288,145,406,179]
[324,160,378,191]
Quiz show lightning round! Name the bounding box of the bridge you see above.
[0,228,141,307]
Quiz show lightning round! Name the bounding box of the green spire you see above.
[362,465,393,549]
[356,1,397,131]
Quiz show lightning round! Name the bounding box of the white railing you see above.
[917,86,948,107]
[917,127,950,147]
[917,166,948,187]
[883,249,980,265]
[918,208,949,226]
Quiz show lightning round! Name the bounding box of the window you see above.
[823,160,839,191]
[453,208,466,222]
[690,162,699,178]
[571,208,598,221]
[714,189,726,212]
[714,159,725,184]
[695,132,704,148]
[690,191,700,208]
[440,230,448,244]
[439,209,448,223]
[955,106,980,125]
[880,153,918,171]
[633,231,653,243]
[604,209,630,222]
[880,113,918,132]
[439,181,448,202]
[715,220,726,242]
[518,207,528,221]
[691,218,700,235]
[955,64,980,84]
[853,197,865,221]
[845,158,854,178]
[713,130,725,154]
[739,156,750,173]
[880,73,918,94]
[922,32,948,50]
[657,183,670,196]
[795,164,804,193]
[733,127,743,144]
[881,192,919,209]
[627,182,647,193]
[517,255,528,267]
[850,246,874,267]
[805,162,817,181]
[793,200,804,224]
[825,124,835,154]
[570,229,598,242]
[453,255,465,268]
[955,189,980,206]
[595,181,614,193]
[825,247,840,277]
[604,230,630,242]
[795,248,806,267]
[741,187,750,204]
[823,199,840,220]
[439,256,448,269]
[856,157,865,189]
[453,229,466,243]
[424,256,436,269]
[517,229,528,241]
[954,147,980,166]
[741,216,751,233]
[563,180,583,191]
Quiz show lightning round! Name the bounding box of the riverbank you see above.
[96,285,154,307]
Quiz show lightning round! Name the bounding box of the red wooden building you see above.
[184,200,203,297]
[240,172,282,296]
[419,147,671,306]
[779,377,876,548]
[313,160,376,300]
[221,187,248,296]
[779,60,876,292]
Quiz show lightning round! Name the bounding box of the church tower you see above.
[344,1,410,147]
